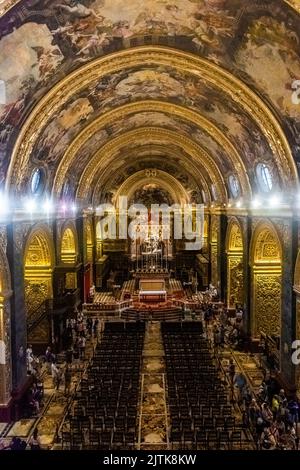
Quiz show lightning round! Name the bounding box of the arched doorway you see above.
[61,227,77,264]
[24,227,54,344]
[60,224,78,290]
[226,221,244,309]
[250,223,282,342]
[0,246,12,409]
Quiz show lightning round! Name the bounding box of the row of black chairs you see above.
[64,322,144,449]
[162,323,243,449]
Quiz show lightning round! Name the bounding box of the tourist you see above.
[260,427,277,450]
[51,361,60,390]
[29,428,41,450]
[64,365,72,396]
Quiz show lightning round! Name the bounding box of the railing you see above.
[82,299,133,314]
[27,299,53,333]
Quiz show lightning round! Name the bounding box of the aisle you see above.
[138,322,169,450]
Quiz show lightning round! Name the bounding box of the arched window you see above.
[30,168,44,196]
[228,174,240,199]
[256,163,273,192]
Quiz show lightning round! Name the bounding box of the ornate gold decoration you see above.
[92,143,212,206]
[85,220,93,263]
[24,280,50,315]
[226,220,244,308]
[6,47,297,193]
[284,0,300,14]
[255,230,281,263]
[65,272,77,290]
[113,169,190,205]
[251,222,282,338]
[228,258,244,307]
[253,271,281,337]
[53,101,251,198]
[77,128,227,202]
[0,0,20,17]
[24,226,54,327]
[61,227,77,264]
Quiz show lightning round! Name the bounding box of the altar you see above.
[138,279,167,302]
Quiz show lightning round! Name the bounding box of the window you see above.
[30,168,44,195]
[228,175,240,199]
[211,184,218,201]
[256,163,273,192]
[62,179,71,199]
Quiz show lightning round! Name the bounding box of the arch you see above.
[226,219,244,308]
[60,223,78,265]
[53,101,251,199]
[77,128,228,203]
[250,221,282,341]
[113,169,190,206]
[6,47,297,197]
[0,245,12,406]
[24,225,54,344]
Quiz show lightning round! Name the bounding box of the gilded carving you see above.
[24,281,50,316]
[228,257,244,307]
[211,244,218,287]
[253,272,281,337]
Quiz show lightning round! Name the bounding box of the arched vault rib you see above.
[53,101,251,198]
[113,170,190,206]
[76,128,228,202]
[6,46,298,194]
[91,145,212,206]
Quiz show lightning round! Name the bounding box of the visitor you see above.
[29,428,41,450]
[64,365,72,396]
[260,427,277,450]
[51,361,60,390]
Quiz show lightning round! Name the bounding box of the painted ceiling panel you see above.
[0,0,299,196]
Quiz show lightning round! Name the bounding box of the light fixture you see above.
[268,194,282,207]
[43,199,53,214]
[236,200,242,208]
[25,198,37,213]
[252,198,262,208]
[71,204,77,213]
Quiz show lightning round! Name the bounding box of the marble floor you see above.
[0,334,98,450]
[138,322,169,450]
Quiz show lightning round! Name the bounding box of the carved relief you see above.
[24,280,50,316]
[211,244,218,286]
[228,257,244,307]
[253,273,281,337]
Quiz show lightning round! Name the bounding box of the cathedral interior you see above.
[1,0,300,452]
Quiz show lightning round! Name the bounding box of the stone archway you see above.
[226,220,244,309]
[60,224,78,290]
[250,223,282,340]
[24,226,54,344]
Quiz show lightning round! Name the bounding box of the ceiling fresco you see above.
[0,0,299,199]
[83,153,205,205]
[26,64,274,191]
